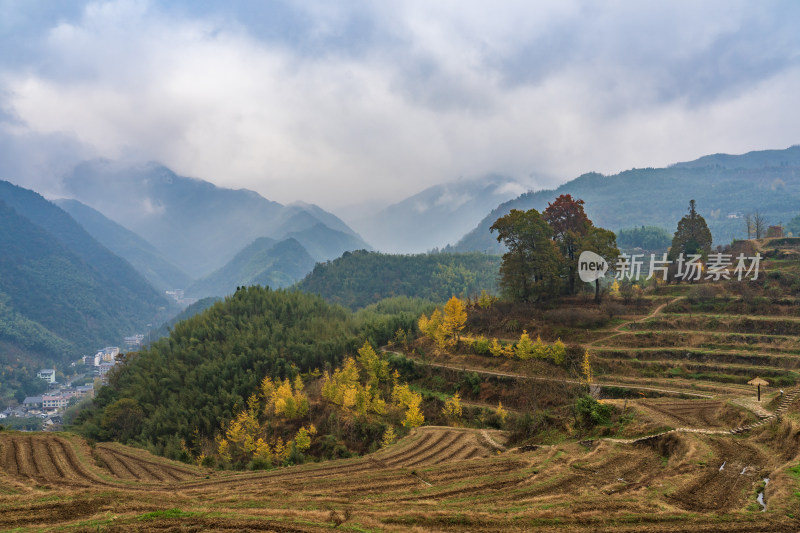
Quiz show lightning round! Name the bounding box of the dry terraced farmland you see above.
[2,423,800,532]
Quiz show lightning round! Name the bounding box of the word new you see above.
[615,253,762,282]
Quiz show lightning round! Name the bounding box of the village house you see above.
[37,368,56,383]
[22,396,43,414]
[42,395,70,410]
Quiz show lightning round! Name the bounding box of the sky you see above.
[1,0,799,211]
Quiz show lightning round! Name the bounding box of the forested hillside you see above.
[73,287,427,460]
[0,181,167,310]
[296,251,501,309]
[187,237,316,298]
[149,297,221,341]
[0,186,169,404]
[56,198,193,291]
[452,146,800,253]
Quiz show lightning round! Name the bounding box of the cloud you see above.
[0,0,799,210]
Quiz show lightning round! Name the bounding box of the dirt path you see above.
[587,296,684,347]
[385,349,715,398]
[601,386,800,445]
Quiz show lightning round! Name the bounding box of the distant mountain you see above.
[187,237,316,298]
[55,199,193,291]
[452,146,800,253]
[284,202,360,237]
[0,182,168,372]
[61,160,371,278]
[351,175,531,253]
[286,223,370,262]
[671,146,800,170]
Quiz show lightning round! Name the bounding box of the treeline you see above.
[616,226,671,251]
[72,287,431,460]
[297,250,501,309]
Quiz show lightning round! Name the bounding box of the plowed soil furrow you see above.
[402,430,463,467]
[511,471,591,499]
[669,468,758,512]
[103,450,163,482]
[94,447,140,480]
[52,438,105,485]
[100,449,183,481]
[668,437,768,512]
[462,447,484,460]
[162,467,191,480]
[118,455,170,481]
[385,473,523,502]
[14,437,40,478]
[643,401,726,427]
[429,441,471,465]
[573,451,636,475]
[1,438,19,475]
[424,463,521,485]
[249,460,376,483]
[11,438,24,476]
[270,458,374,478]
[179,462,379,491]
[380,431,436,465]
[32,437,65,480]
[384,431,448,466]
[300,475,422,497]
[50,440,79,482]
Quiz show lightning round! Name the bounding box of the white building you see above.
[37,369,56,383]
[97,347,120,362]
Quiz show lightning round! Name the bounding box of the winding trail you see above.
[384,348,715,398]
[603,387,800,444]
[587,296,684,347]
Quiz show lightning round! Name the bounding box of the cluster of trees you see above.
[0,360,49,406]
[417,296,468,350]
[320,342,424,430]
[616,226,672,251]
[297,250,500,309]
[216,376,315,468]
[490,195,618,302]
[72,287,427,461]
[471,332,566,364]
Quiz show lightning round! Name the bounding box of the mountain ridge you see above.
[55,198,193,291]
[187,236,316,298]
[351,174,532,254]
[451,146,800,254]
[61,160,371,278]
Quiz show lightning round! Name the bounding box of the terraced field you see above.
[93,442,199,482]
[1,424,798,531]
[5,253,800,530]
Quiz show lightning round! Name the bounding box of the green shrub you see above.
[473,336,490,355]
[575,395,613,426]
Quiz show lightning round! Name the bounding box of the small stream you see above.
[757,478,769,512]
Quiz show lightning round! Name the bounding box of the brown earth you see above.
[1,425,798,532]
